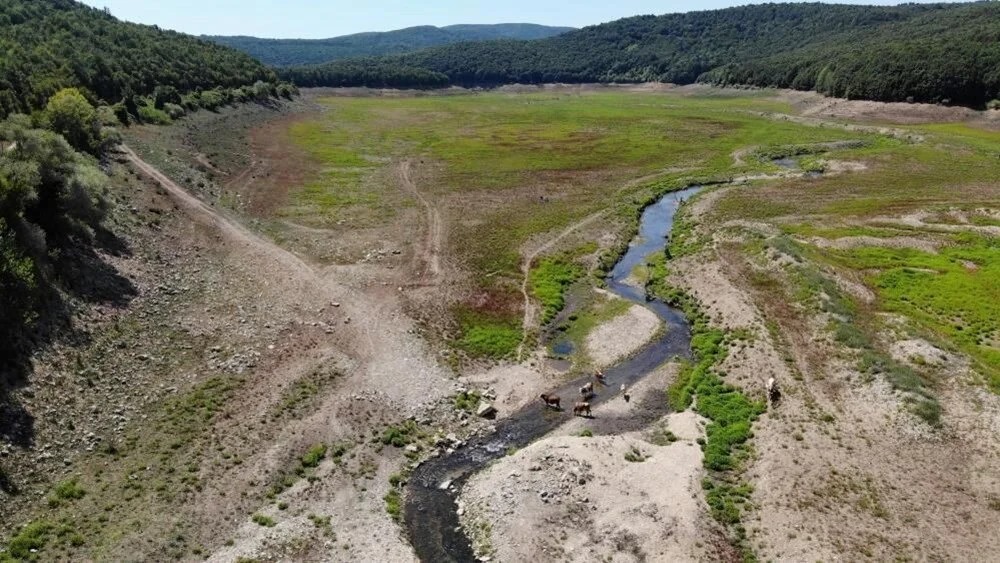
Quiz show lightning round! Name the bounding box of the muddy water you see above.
[404,185,704,562]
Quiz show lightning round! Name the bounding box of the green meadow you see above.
[288,89,880,353]
[286,89,997,376]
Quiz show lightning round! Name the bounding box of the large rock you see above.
[476,401,497,418]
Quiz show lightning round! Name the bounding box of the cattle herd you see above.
[538,370,625,419]
[539,372,780,419]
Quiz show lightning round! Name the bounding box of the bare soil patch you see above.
[585,303,662,369]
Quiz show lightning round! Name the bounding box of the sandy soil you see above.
[585,302,662,369]
[668,180,1000,561]
[460,361,713,563]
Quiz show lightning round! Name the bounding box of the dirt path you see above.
[516,211,608,360]
[397,160,442,281]
[124,143,454,561]
[122,145,314,278]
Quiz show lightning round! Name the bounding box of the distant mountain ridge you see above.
[206,23,575,66]
[278,2,1000,107]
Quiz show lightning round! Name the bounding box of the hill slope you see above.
[206,23,574,67]
[0,0,275,116]
[279,2,1000,106]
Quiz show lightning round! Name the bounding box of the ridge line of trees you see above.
[278,2,1000,107]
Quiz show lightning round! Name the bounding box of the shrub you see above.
[384,489,403,522]
[300,444,327,468]
[624,445,646,462]
[50,479,86,504]
[380,421,421,447]
[137,104,171,125]
[162,103,186,120]
[987,99,1000,110]
[453,391,481,412]
[251,514,276,527]
[45,88,100,154]
[2,520,53,560]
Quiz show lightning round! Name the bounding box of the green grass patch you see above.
[379,420,424,448]
[1,520,54,561]
[453,390,482,412]
[384,489,403,522]
[528,258,583,325]
[300,444,328,469]
[454,307,522,359]
[48,479,86,507]
[251,514,276,527]
[703,478,754,525]
[828,236,1000,388]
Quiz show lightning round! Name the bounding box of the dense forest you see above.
[0,1,298,379]
[0,0,280,117]
[280,2,1000,107]
[206,24,574,67]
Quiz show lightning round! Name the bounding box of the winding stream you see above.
[404,185,704,562]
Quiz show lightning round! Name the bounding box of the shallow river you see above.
[404,185,704,561]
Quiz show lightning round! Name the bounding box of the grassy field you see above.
[286,88,879,355]
[705,117,1000,400]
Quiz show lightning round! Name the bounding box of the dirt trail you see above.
[125,144,453,560]
[397,160,443,281]
[516,211,608,360]
[122,145,314,279]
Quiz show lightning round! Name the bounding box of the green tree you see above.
[44,88,98,154]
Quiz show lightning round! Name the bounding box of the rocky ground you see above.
[460,364,715,563]
[2,88,998,562]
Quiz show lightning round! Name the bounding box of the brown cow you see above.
[580,381,594,398]
[573,402,592,417]
[595,370,606,384]
[540,393,561,410]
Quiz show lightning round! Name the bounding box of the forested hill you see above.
[206,23,575,67]
[279,2,1000,107]
[0,0,276,116]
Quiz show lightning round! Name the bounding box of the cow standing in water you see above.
[621,384,630,403]
[766,377,781,406]
[540,394,561,410]
[580,381,594,399]
[595,370,607,385]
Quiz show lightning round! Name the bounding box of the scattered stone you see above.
[475,401,497,418]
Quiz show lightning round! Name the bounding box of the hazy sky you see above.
[79,0,967,39]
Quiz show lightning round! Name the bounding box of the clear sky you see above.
[79,0,967,39]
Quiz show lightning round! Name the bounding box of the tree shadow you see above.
[0,231,136,452]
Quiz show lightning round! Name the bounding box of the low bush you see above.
[380,420,422,448]
[137,104,172,125]
[300,444,327,469]
[384,489,403,522]
[251,514,276,527]
[453,391,482,412]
